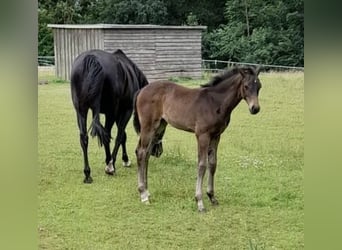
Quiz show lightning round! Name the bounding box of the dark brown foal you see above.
[133,66,262,212]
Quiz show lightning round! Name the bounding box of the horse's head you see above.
[239,66,262,115]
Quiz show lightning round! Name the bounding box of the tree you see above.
[38,0,81,56]
[205,0,304,66]
[38,5,54,56]
[100,0,168,24]
[38,0,303,67]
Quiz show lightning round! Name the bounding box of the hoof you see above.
[211,199,219,206]
[105,162,115,175]
[207,192,219,206]
[142,199,151,205]
[151,142,163,157]
[122,160,131,167]
[83,176,93,184]
[105,168,115,175]
[140,190,150,203]
[198,207,207,213]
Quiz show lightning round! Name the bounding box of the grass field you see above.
[38,70,304,249]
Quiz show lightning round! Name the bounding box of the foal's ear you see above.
[238,67,249,77]
[255,65,261,76]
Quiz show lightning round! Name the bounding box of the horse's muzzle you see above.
[249,105,260,115]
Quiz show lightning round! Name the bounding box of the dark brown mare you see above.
[133,66,262,212]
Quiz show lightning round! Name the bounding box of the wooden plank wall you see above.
[155,29,202,80]
[53,26,203,81]
[54,28,103,80]
[104,29,156,80]
[103,28,203,81]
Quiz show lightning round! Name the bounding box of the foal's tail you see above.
[82,55,109,146]
[132,89,165,158]
[133,90,141,134]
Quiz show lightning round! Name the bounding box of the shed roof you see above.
[48,24,207,30]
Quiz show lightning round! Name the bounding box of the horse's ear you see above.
[239,67,253,77]
[238,67,247,77]
[255,65,261,76]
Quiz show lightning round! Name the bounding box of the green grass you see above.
[38,71,304,249]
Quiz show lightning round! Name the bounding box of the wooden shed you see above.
[48,24,207,81]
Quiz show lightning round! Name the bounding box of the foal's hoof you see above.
[212,200,219,206]
[83,176,93,184]
[122,160,131,167]
[207,192,219,206]
[140,190,150,203]
[142,200,151,205]
[210,198,219,206]
[198,207,207,213]
[151,142,163,158]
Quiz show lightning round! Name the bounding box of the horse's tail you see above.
[133,89,165,158]
[90,114,110,147]
[133,90,141,134]
[82,55,109,146]
[80,54,104,105]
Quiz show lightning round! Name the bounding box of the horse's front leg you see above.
[207,136,220,206]
[195,134,210,212]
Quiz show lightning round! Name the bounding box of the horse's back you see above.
[72,49,119,72]
[140,80,198,101]
[70,50,118,110]
[71,49,146,87]
[137,80,201,131]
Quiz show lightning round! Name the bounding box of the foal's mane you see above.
[201,66,255,88]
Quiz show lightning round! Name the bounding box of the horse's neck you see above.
[209,78,243,115]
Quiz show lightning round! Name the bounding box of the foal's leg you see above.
[207,136,220,205]
[136,130,153,203]
[151,119,167,157]
[111,110,133,169]
[104,115,115,175]
[195,133,210,212]
[76,110,92,183]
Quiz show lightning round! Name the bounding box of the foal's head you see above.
[238,66,262,114]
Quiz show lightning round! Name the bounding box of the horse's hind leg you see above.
[151,119,167,157]
[207,136,220,206]
[136,130,153,203]
[112,110,133,168]
[195,133,210,212]
[120,131,130,167]
[77,111,92,183]
[104,115,115,175]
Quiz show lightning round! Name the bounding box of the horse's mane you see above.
[113,49,137,70]
[201,66,255,88]
[113,49,149,87]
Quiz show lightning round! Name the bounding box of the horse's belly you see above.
[163,115,194,133]
[162,97,196,132]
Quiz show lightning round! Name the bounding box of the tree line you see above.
[39,0,303,67]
